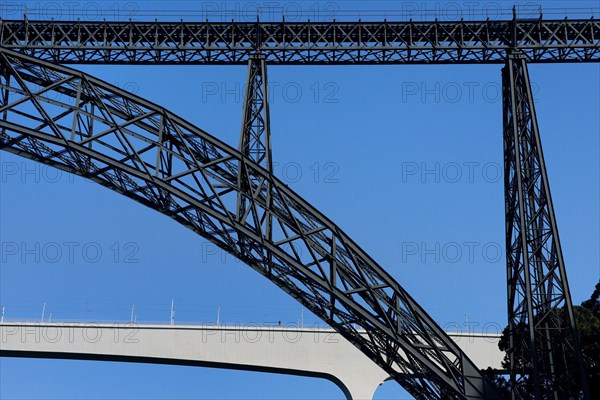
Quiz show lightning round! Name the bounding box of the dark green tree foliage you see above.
[491,282,600,398]
[581,282,600,319]
[580,282,600,397]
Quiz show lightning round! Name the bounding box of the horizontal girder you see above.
[0,48,502,399]
[0,18,599,64]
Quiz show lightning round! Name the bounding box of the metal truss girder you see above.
[0,19,599,65]
[0,48,502,400]
[502,53,590,400]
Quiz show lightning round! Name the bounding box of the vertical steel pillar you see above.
[502,53,590,400]
[239,53,272,171]
[236,53,273,268]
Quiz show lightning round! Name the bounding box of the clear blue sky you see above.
[1,1,599,399]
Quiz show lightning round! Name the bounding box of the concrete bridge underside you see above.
[0,323,504,399]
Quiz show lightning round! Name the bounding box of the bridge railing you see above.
[0,4,598,23]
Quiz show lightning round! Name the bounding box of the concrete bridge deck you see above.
[0,322,504,399]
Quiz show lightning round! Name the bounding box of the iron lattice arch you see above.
[0,48,501,400]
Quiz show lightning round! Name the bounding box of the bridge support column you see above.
[236,53,273,266]
[502,53,590,400]
[339,379,384,400]
[239,53,272,170]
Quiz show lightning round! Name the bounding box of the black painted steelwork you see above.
[502,54,590,400]
[1,14,599,400]
[0,18,599,64]
[237,53,273,270]
[0,48,502,400]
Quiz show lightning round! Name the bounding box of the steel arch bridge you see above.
[1,15,599,400]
